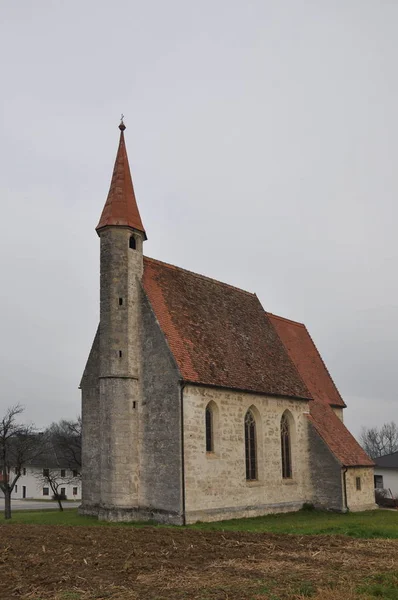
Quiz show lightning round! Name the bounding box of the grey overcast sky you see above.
[0,1,397,437]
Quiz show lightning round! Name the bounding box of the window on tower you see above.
[129,235,136,250]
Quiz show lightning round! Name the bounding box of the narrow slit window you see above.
[245,410,257,480]
[129,235,136,250]
[356,477,361,491]
[119,350,122,358]
[281,414,292,479]
[119,298,123,306]
[205,405,213,452]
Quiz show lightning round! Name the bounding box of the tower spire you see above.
[96,120,147,238]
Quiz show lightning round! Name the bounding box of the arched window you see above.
[129,235,136,250]
[281,413,292,479]
[205,405,213,452]
[245,410,257,480]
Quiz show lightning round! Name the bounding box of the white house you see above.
[11,466,81,501]
[1,435,82,501]
[374,451,398,498]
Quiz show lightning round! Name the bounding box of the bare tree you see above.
[0,405,44,519]
[35,468,79,511]
[360,421,398,459]
[46,417,81,472]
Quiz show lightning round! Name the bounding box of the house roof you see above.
[28,440,80,470]
[5,434,81,470]
[142,257,311,400]
[267,314,345,408]
[96,123,146,237]
[268,313,374,467]
[374,452,398,469]
[307,402,374,467]
[142,257,374,468]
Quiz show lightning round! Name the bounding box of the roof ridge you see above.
[144,256,256,297]
[267,312,305,327]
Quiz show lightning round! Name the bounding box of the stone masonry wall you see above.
[98,227,144,509]
[308,422,344,511]
[183,385,314,524]
[345,467,376,511]
[139,289,183,521]
[80,326,101,512]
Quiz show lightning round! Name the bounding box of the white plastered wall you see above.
[374,468,398,498]
[10,467,81,500]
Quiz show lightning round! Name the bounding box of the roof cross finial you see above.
[119,114,126,131]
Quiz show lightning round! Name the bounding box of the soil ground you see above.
[1,524,397,600]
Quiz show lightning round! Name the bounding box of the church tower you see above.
[94,120,146,513]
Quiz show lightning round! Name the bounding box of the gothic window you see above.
[129,235,136,250]
[205,404,213,452]
[245,410,257,480]
[281,413,292,479]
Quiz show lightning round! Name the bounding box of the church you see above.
[80,122,376,524]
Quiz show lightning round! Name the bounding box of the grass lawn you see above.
[1,506,398,538]
[194,507,398,538]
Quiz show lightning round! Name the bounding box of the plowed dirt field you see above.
[0,525,397,599]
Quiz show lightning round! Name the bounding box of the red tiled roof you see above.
[268,313,374,467]
[267,314,345,408]
[96,125,146,237]
[142,257,311,400]
[308,402,374,467]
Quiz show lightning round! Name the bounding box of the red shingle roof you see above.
[268,313,374,467]
[142,257,373,467]
[96,125,146,237]
[267,314,345,408]
[143,257,311,400]
[308,402,374,467]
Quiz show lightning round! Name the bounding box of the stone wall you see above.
[84,227,145,514]
[139,288,183,522]
[80,326,101,512]
[182,385,313,523]
[345,467,377,511]
[308,422,344,511]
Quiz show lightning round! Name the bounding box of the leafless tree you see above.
[46,417,81,473]
[360,421,398,459]
[0,405,44,519]
[35,468,80,511]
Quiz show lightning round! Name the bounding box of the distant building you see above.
[8,465,81,501]
[374,452,398,498]
[1,437,81,501]
[80,122,376,525]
